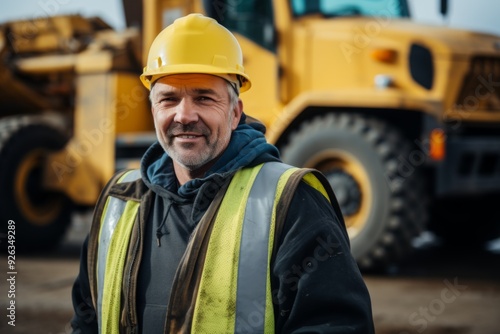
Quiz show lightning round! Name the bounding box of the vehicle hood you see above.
[303,17,500,57]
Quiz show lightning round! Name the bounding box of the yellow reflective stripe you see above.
[192,164,264,333]
[101,199,140,333]
[303,173,331,203]
[96,170,141,334]
[96,195,122,333]
[264,166,298,331]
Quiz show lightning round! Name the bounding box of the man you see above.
[71,13,374,333]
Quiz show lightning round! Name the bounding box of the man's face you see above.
[150,74,242,172]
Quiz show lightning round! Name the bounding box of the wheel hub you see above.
[302,149,372,238]
[325,168,362,216]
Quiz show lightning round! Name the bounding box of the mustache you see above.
[166,123,211,137]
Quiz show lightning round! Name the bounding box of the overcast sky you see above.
[0,0,499,36]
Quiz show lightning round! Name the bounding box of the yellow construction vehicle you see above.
[1,0,499,269]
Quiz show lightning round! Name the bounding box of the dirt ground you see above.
[1,214,499,334]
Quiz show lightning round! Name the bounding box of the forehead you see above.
[154,73,227,91]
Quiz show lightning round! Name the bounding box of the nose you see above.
[173,98,199,124]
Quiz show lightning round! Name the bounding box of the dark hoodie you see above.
[71,115,374,333]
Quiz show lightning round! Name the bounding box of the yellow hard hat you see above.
[140,13,251,93]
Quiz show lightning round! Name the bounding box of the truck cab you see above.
[198,0,500,269]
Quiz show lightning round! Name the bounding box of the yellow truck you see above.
[1,0,499,269]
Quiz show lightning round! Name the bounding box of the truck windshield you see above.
[291,0,409,18]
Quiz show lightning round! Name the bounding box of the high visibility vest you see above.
[95,162,333,333]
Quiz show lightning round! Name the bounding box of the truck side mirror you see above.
[440,0,449,17]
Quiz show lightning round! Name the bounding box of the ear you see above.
[149,86,156,115]
[231,99,243,130]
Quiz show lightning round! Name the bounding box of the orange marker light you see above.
[429,128,446,161]
[371,49,398,63]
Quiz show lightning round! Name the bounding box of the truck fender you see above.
[267,88,441,144]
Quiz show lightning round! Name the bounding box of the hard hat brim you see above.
[140,64,251,93]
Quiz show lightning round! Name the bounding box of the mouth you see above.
[167,124,210,145]
[171,132,206,144]
[175,134,203,139]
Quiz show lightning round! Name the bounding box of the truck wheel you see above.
[280,113,428,270]
[0,116,71,251]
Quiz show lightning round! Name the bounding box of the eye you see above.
[197,96,214,102]
[157,97,178,106]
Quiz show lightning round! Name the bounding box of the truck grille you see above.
[437,137,500,195]
[455,57,500,112]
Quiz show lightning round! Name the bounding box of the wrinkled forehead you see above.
[154,73,228,91]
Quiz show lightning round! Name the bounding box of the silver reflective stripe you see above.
[121,169,141,183]
[97,197,125,333]
[96,169,141,333]
[235,162,293,333]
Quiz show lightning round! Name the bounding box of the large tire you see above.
[280,113,428,270]
[0,116,72,251]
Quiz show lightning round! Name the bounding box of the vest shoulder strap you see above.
[273,167,344,262]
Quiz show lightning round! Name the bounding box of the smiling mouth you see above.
[171,133,208,145]
[174,133,203,139]
[178,135,199,138]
